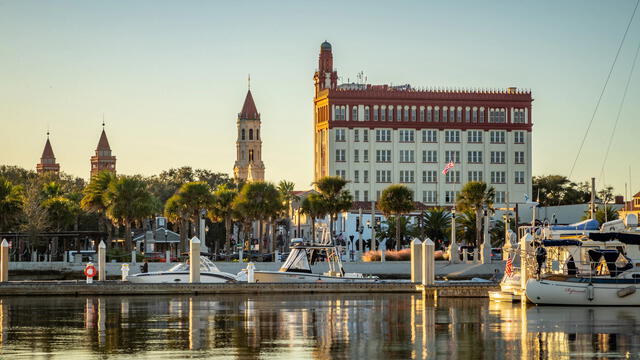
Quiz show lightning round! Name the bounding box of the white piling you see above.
[131,250,136,264]
[165,250,171,264]
[481,213,492,264]
[121,263,129,281]
[247,262,255,283]
[410,238,423,283]
[449,210,460,264]
[239,249,244,264]
[520,233,533,291]
[98,241,106,281]
[0,239,8,282]
[421,238,435,286]
[189,237,201,283]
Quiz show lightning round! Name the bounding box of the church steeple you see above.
[233,85,265,183]
[90,122,116,178]
[36,131,60,175]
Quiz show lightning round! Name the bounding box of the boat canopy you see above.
[588,232,640,245]
[168,256,221,273]
[541,239,583,247]
[549,219,599,231]
[279,247,312,273]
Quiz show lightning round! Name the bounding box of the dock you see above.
[0,281,498,297]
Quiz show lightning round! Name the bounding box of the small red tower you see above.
[36,131,60,175]
[90,123,116,178]
[314,41,338,96]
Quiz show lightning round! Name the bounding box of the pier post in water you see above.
[410,238,423,283]
[98,241,106,281]
[0,239,8,282]
[421,238,435,286]
[189,237,201,283]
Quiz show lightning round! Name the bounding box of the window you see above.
[364,170,369,183]
[490,151,505,164]
[465,108,471,122]
[399,170,415,183]
[514,131,525,144]
[443,107,448,122]
[491,171,506,184]
[445,171,461,184]
[490,131,505,144]
[376,129,391,142]
[422,170,437,183]
[354,190,360,201]
[399,129,415,142]
[445,191,459,204]
[419,108,425,122]
[363,130,369,142]
[467,130,483,143]
[376,150,392,163]
[364,107,370,121]
[381,107,386,121]
[479,108,485,122]
[334,106,346,121]
[354,149,359,162]
[495,191,506,204]
[468,171,483,182]
[335,129,346,142]
[364,190,369,202]
[515,151,525,164]
[468,151,483,164]
[354,129,359,142]
[422,130,437,143]
[376,170,392,183]
[336,149,346,162]
[404,107,409,121]
[423,191,437,203]
[411,108,417,121]
[399,150,415,163]
[354,170,360,183]
[397,108,402,121]
[352,107,358,121]
[489,108,506,123]
[363,149,369,162]
[515,171,525,184]
[373,108,379,121]
[434,108,440,122]
[472,108,478,122]
[249,150,254,161]
[241,129,245,140]
[457,108,462,122]
[514,109,526,123]
[445,130,460,143]
[249,129,254,140]
[422,150,437,163]
[445,150,460,163]
[388,107,394,121]
[257,129,260,140]
[450,108,455,122]
[335,170,346,179]
[427,108,432,122]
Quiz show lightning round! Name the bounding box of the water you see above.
[0,294,639,359]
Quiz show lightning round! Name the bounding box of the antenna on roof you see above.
[248,74,251,90]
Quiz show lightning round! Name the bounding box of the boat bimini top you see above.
[168,256,222,273]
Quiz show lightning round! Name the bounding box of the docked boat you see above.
[252,244,378,283]
[128,256,237,283]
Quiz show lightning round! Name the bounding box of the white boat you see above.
[128,256,237,283]
[252,244,379,283]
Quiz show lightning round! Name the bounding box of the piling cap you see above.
[1,239,8,247]
[423,238,435,246]
[98,240,106,249]
[411,238,422,244]
[190,236,201,244]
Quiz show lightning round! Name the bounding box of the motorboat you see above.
[128,256,237,283]
[251,244,379,283]
[526,231,640,305]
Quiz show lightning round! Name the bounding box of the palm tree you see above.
[378,184,415,250]
[300,193,327,244]
[456,181,495,246]
[277,180,298,244]
[41,181,63,199]
[105,176,157,252]
[419,208,451,249]
[456,210,477,246]
[233,181,282,254]
[0,177,23,232]
[163,182,215,252]
[164,194,190,252]
[312,176,353,244]
[81,171,116,244]
[209,184,238,259]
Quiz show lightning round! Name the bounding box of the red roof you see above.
[633,191,640,199]
[239,90,260,120]
[96,129,111,151]
[41,138,55,159]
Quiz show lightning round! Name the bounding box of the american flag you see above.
[505,257,513,277]
[441,161,455,175]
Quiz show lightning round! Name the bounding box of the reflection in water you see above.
[0,294,640,359]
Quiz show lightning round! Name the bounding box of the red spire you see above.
[239,90,260,120]
[41,137,55,160]
[96,129,111,151]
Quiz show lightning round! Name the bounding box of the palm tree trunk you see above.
[395,214,401,250]
[259,220,263,254]
[475,208,482,247]
[311,218,316,244]
[125,221,132,252]
[225,217,232,260]
[329,215,334,246]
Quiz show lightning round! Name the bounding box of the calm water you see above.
[0,294,639,359]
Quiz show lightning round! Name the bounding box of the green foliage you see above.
[42,196,80,231]
[532,175,591,206]
[313,176,353,242]
[376,215,416,249]
[378,185,415,216]
[209,185,239,254]
[300,193,328,243]
[456,181,494,246]
[582,206,620,224]
[417,208,451,248]
[0,176,24,232]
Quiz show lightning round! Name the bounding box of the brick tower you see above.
[233,86,265,182]
[90,123,116,178]
[36,131,60,175]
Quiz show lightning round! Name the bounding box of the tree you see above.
[209,184,238,258]
[532,175,591,206]
[164,194,190,253]
[43,196,80,231]
[312,176,353,244]
[20,181,49,258]
[151,167,233,205]
[233,182,282,254]
[300,193,327,244]
[378,184,414,250]
[582,206,619,224]
[277,180,298,244]
[105,176,157,251]
[376,216,416,250]
[0,177,23,232]
[456,210,477,246]
[81,171,116,243]
[418,208,451,249]
[163,181,215,252]
[456,181,495,246]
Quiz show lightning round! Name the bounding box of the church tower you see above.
[233,86,265,182]
[36,131,60,175]
[90,123,116,178]
[313,41,338,97]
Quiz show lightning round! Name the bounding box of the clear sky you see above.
[1,0,639,196]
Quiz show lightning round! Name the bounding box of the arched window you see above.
[249,129,254,140]
[241,129,245,140]
[257,129,260,140]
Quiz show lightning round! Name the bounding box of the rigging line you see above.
[566,0,640,181]
[599,33,640,183]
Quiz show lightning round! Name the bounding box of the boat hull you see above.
[128,271,236,284]
[253,271,378,283]
[526,278,640,305]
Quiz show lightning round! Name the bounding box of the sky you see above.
[1,0,639,196]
